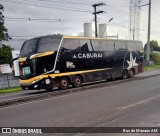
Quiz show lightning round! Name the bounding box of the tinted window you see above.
[117,41,143,51]
[116,41,128,51]
[102,40,115,51]
[92,40,103,51]
[20,38,38,57]
[92,40,115,51]
[63,39,81,51]
[62,39,94,52]
[80,40,93,51]
[127,41,143,51]
[37,35,62,52]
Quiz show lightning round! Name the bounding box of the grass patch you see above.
[0,86,21,94]
[144,64,160,71]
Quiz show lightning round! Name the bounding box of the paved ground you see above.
[138,69,160,77]
[0,74,160,136]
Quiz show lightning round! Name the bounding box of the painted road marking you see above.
[117,95,160,110]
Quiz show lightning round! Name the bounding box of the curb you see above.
[0,74,160,108]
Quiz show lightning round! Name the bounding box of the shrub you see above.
[150,53,160,65]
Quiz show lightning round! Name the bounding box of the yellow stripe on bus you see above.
[18,51,54,62]
[30,51,54,59]
[18,57,27,62]
[19,68,112,84]
[63,36,110,40]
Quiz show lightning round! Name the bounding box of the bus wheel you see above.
[59,77,69,90]
[122,70,128,79]
[129,69,134,78]
[73,76,82,88]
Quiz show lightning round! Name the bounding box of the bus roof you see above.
[63,36,142,43]
[26,34,142,44]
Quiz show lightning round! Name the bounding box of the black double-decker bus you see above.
[17,34,144,90]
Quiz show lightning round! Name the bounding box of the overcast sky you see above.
[1,0,160,50]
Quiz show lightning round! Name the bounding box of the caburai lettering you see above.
[73,53,103,59]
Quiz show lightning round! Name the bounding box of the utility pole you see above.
[146,0,151,63]
[135,0,151,64]
[92,3,106,37]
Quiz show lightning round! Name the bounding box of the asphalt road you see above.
[0,75,160,136]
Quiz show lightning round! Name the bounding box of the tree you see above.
[0,44,13,64]
[144,40,160,49]
[0,4,10,41]
[150,40,159,48]
[0,4,12,64]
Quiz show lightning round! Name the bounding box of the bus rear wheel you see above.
[73,76,82,88]
[129,69,134,78]
[122,70,128,79]
[59,77,69,90]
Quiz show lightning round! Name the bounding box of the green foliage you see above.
[0,44,13,64]
[0,4,11,41]
[150,53,160,65]
[150,40,159,48]
[144,40,160,49]
[0,4,12,64]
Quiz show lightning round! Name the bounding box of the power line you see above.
[107,6,129,15]
[4,16,93,23]
[26,0,91,10]
[38,0,91,6]
[154,0,160,6]
[5,16,92,20]
[5,17,92,21]
[107,4,129,8]
[1,0,92,13]
[141,8,160,26]
[46,0,91,4]
[151,8,160,19]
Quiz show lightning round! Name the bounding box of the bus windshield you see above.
[20,38,38,57]
[20,35,63,57]
[37,35,62,53]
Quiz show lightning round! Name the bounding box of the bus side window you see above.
[80,40,93,51]
[96,40,115,51]
[106,41,114,51]
[117,41,128,51]
[92,40,101,51]
[81,43,89,51]
[63,39,81,52]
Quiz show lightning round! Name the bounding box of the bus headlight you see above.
[31,78,43,84]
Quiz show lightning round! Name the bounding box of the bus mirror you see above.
[9,57,19,67]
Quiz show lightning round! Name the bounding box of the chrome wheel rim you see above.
[62,80,67,86]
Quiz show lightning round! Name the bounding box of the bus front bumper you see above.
[20,78,57,90]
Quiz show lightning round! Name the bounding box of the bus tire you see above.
[129,69,134,78]
[59,77,69,90]
[122,69,128,79]
[73,76,82,88]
